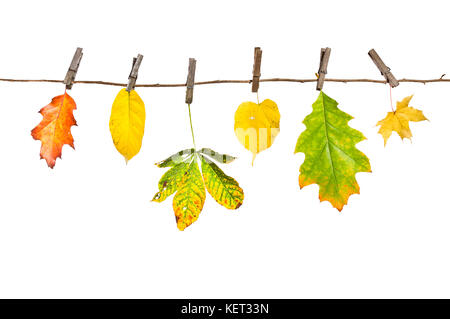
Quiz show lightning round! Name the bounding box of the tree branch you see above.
[1,77,450,87]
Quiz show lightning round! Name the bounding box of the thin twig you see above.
[1,77,450,87]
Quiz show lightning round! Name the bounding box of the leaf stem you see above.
[187,103,197,149]
[389,85,394,112]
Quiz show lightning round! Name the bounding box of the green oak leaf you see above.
[295,91,371,211]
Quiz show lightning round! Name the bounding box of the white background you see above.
[0,0,448,298]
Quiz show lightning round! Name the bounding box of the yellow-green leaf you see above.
[155,148,195,168]
[295,91,371,211]
[173,160,206,231]
[153,149,244,230]
[199,148,236,164]
[109,88,146,162]
[200,154,243,209]
[152,160,191,203]
[234,99,280,164]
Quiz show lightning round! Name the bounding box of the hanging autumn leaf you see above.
[173,159,206,230]
[200,154,243,209]
[234,99,280,164]
[109,88,146,162]
[295,91,371,211]
[155,148,195,168]
[377,95,428,145]
[31,92,77,168]
[152,161,191,203]
[198,148,236,164]
[152,149,244,231]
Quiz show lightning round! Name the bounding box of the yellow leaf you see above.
[234,99,280,164]
[377,95,428,145]
[109,88,146,162]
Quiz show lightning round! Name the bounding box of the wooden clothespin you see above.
[126,54,144,92]
[185,58,196,104]
[63,47,83,90]
[316,47,331,91]
[251,47,262,92]
[368,49,399,88]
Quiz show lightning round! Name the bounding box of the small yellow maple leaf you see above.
[376,95,428,145]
